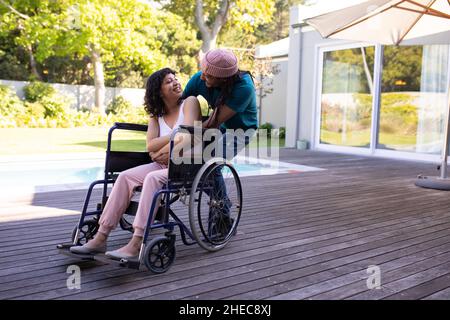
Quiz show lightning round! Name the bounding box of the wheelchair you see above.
[57,122,242,273]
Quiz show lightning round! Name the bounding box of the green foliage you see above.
[322,45,423,94]
[156,11,200,77]
[23,81,56,102]
[106,96,133,115]
[259,122,273,137]
[278,126,285,139]
[40,94,67,118]
[24,101,46,118]
[323,47,375,94]
[0,84,26,117]
[0,0,200,89]
[21,81,70,121]
[259,122,273,130]
[112,70,145,89]
[158,0,276,33]
[382,46,422,92]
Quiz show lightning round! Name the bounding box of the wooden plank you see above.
[0,149,449,300]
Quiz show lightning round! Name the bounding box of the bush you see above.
[0,85,25,118]
[259,122,273,137]
[106,96,133,115]
[24,101,46,118]
[279,127,286,139]
[40,95,67,118]
[23,81,56,102]
[0,87,147,128]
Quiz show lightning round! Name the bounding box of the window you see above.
[377,45,449,154]
[319,46,375,148]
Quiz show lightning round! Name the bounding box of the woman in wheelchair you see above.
[70,68,202,260]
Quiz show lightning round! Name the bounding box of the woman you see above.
[70,67,201,259]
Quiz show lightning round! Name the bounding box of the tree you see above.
[0,0,66,80]
[254,0,306,44]
[157,0,276,58]
[0,0,198,114]
[254,57,281,126]
[55,0,172,114]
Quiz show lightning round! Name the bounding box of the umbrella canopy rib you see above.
[396,0,437,44]
[325,0,405,38]
[402,0,450,18]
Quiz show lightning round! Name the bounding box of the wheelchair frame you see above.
[57,122,242,273]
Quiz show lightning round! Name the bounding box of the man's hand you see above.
[203,104,236,129]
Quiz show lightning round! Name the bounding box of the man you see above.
[182,48,258,240]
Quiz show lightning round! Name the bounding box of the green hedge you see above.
[0,83,148,128]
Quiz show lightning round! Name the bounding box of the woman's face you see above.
[160,73,182,100]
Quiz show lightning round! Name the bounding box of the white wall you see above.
[257,58,288,128]
[285,16,341,147]
[0,79,145,110]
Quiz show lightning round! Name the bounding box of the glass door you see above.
[318,45,375,149]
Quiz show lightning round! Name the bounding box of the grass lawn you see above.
[0,127,285,156]
[320,129,416,148]
[0,127,147,156]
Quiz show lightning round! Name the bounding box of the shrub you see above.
[259,122,274,138]
[24,101,46,119]
[279,127,286,139]
[0,85,25,117]
[23,81,56,102]
[106,96,133,115]
[40,95,67,118]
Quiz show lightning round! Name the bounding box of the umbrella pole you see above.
[415,87,450,190]
[440,93,450,179]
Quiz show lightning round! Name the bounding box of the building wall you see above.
[0,79,145,110]
[257,58,288,128]
[285,19,349,147]
[287,3,450,164]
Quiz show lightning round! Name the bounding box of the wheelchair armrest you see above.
[113,122,148,132]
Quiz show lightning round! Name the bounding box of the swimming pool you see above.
[0,153,323,195]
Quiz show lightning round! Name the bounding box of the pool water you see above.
[0,154,323,195]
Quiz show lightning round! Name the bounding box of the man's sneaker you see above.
[206,217,236,242]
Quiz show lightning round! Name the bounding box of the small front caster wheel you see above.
[71,220,99,245]
[144,236,176,274]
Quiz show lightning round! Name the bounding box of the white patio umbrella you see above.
[305,0,450,190]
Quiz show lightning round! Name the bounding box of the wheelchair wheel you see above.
[189,158,242,252]
[71,219,99,245]
[119,215,134,232]
[143,236,176,274]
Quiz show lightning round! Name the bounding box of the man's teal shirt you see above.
[182,71,258,131]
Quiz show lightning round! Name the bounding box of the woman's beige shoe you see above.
[70,243,107,255]
[105,249,138,260]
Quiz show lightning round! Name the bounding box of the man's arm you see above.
[203,104,236,129]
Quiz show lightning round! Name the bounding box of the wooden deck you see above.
[1,149,450,300]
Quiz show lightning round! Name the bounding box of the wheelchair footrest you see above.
[93,254,141,270]
[56,243,96,261]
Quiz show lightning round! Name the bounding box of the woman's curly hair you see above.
[144,67,178,117]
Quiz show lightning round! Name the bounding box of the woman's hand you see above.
[150,150,169,165]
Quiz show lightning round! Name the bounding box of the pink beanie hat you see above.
[201,48,238,78]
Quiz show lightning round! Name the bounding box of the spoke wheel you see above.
[119,215,134,233]
[72,220,99,245]
[143,236,176,274]
[189,159,242,252]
